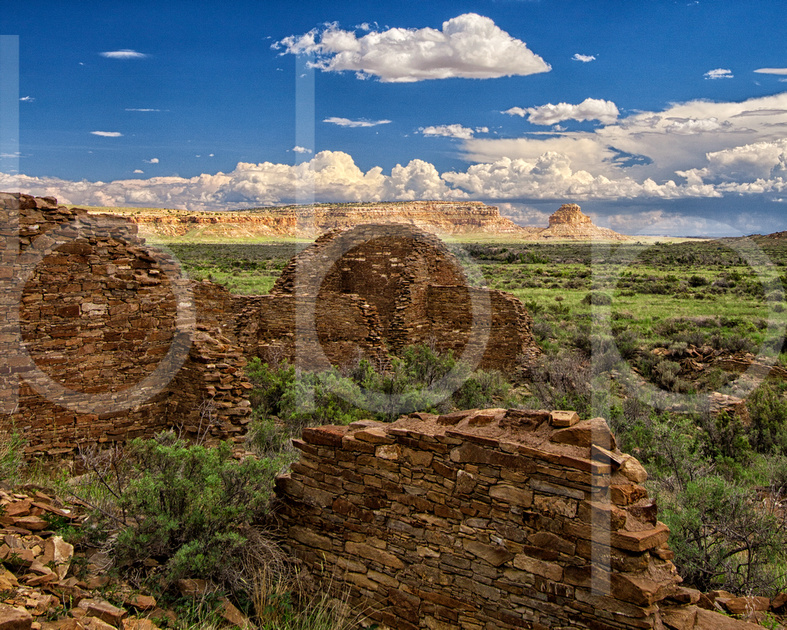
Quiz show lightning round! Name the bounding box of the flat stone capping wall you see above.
[275,409,756,630]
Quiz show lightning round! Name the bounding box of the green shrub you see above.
[581,291,612,306]
[659,474,787,595]
[747,383,787,455]
[0,428,25,488]
[688,274,709,287]
[453,370,511,410]
[245,344,511,425]
[113,432,285,590]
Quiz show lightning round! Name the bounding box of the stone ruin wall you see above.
[1,194,541,455]
[1,193,252,455]
[275,409,752,630]
[256,224,540,372]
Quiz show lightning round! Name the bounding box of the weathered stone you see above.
[620,455,648,483]
[77,599,126,627]
[455,470,477,494]
[591,444,625,468]
[771,591,787,611]
[694,607,763,630]
[550,417,616,449]
[718,596,770,615]
[550,410,580,428]
[512,554,563,581]
[611,484,649,506]
[345,541,404,570]
[463,540,514,567]
[302,426,347,447]
[218,598,250,628]
[489,484,533,507]
[660,605,698,630]
[0,604,32,630]
[121,618,160,630]
[121,595,156,612]
[42,536,74,580]
[353,428,394,444]
[84,617,117,630]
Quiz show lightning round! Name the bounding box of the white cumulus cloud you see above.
[754,68,787,75]
[292,146,313,154]
[572,54,596,63]
[133,169,144,174]
[420,124,487,140]
[90,131,123,137]
[504,98,619,125]
[100,50,148,59]
[704,68,733,80]
[144,158,159,164]
[323,117,391,128]
[19,96,34,102]
[0,151,464,211]
[275,13,551,82]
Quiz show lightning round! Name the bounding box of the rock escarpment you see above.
[275,408,754,630]
[93,200,629,241]
[120,201,527,239]
[537,203,627,240]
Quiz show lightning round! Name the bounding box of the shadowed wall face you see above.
[274,409,732,630]
[257,224,540,372]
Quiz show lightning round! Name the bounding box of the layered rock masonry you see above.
[1,193,252,455]
[275,408,760,630]
[255,224,541,372]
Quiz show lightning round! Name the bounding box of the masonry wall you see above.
[275,408,734,630]
[258,223,541,372]
[255,292,389,370]
[422,285,541,372]
[0,193,251,454]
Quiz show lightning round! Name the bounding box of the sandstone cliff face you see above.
[122,201,527,239]
[538,203,628,240]
[105,200,629,241]
[549,203,593,227]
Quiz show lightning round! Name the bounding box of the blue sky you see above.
[1,0,786,235]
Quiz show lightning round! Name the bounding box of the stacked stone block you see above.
[0,193,251,454]
[258,224,540,372]
[276,408,739,630]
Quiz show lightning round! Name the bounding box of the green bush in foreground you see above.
[113,432,284,590]
[0,428,26,488]
[245,344,515,427]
